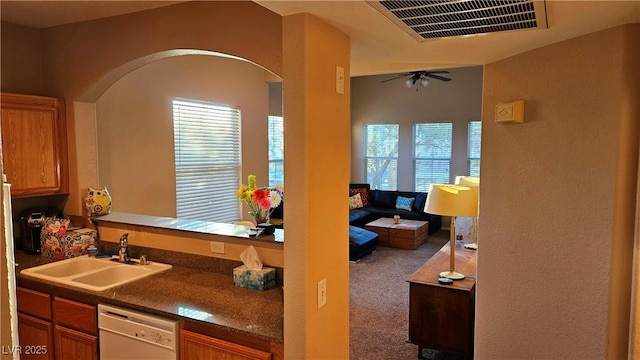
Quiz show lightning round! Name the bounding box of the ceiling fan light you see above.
[405,79,414,88]
[421,78,429,87]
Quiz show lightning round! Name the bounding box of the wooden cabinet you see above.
[407,242,477,358]
[16,287,54,360]
[0,92,68,197]
[52,297,98,360]
[16,314,54,360]
[53,325,98,360]
[16,287,98,360]
[180,329,273,360]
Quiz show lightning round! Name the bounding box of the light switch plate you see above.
[318,278,327,308]
[336,66,345,94]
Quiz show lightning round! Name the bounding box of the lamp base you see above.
[463,243,477,250]
[439,270,465,280]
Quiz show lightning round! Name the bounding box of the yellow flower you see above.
[248,175,257,191]
[236,185,251,201]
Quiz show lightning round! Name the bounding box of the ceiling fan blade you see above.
[381,73,412,83]
[424,70,450,74]
[423,73,452,82]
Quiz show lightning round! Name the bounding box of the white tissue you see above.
[240,245,263,270]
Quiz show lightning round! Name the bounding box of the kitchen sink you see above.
[30,256,116,278]
[21,255,172,291]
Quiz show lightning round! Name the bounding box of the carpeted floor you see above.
[349,230,466,360]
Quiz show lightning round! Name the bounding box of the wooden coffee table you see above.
[365,217,428,249]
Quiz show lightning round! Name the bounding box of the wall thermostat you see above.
[495,100,524,123]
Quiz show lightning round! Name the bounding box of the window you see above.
[468,121,482,176]
[413,123,452,192]
[365,124,398,190]
[172,98,241,223]
[268,115,284,186]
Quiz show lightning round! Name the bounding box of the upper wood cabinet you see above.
[1,92,69,197]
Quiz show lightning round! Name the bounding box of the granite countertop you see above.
[14,252,284,344]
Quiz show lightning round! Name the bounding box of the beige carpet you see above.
[349,230,466,360]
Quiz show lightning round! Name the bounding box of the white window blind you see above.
[268,115,284,186]
[365,124,399,190]
[468,121,482,177]
[413,123,452,192]
[172,99,241,223]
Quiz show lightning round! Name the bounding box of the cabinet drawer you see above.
[53,297,97,336]
[17,287,52,321]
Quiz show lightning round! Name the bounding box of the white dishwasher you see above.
[98,304,179,360]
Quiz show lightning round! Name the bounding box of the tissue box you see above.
[233,265,276,290]
[41,227,98,261]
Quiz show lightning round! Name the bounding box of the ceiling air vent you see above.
[367,0,548,41]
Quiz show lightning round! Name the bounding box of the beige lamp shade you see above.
[454,176,480,187]
[424,184,478,217]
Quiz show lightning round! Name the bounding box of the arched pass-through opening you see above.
[79,49,281,103]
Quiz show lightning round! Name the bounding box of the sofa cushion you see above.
[372,190,397,208]
[349,208,373,224]
[395,196,414,211]
[349,187,371,206]
[349,225,378,261]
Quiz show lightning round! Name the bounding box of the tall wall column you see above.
[282,13,350,359]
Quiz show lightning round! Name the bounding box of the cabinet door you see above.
[17,313,54,360]
[53,297,97,335]
[53,325,98,360]
[0,93,68,197]
[180,329,272,360]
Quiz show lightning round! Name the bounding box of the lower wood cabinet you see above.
[53,325,98,360]
[52,297,98,360]
[16,313,54,360]
[180,329,272,360]
[16,287,98,360]
[16,287,54,360]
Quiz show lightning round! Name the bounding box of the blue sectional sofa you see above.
[348,183,442,234]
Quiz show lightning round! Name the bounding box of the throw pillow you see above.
[349,194,364,209]
[373,190,397,208]
[349,187,370,207]
[413,192,427,213]
[395,196,415,211]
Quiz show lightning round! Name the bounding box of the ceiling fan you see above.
[382,70,451,90]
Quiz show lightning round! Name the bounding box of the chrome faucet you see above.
[118,233,129,263]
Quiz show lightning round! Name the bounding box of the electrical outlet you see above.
[317,278,327,309]
[210,241,225,254]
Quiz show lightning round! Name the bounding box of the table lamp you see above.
[424,184,478,280]
[454,176,480,250]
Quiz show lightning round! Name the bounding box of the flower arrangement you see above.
[236,175,284,225]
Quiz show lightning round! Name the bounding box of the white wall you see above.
[96,55,271,219]
[350,66,483,191]
[476,25,638,359]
